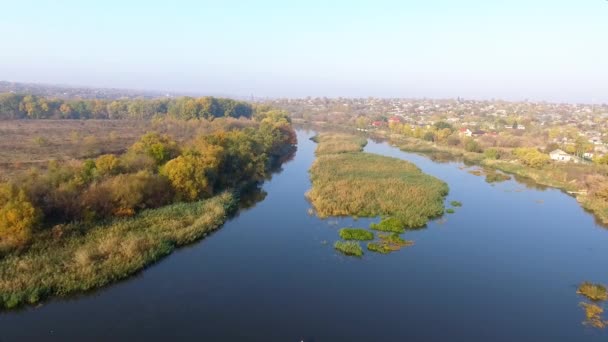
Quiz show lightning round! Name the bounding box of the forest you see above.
[0,93,253,120]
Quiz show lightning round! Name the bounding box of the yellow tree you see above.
[0,183,39,251]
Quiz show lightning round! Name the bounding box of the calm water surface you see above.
[2,129,608,341]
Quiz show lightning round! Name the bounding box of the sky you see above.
[1,0,607,103]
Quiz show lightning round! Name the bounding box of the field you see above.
[307,133,448,228]
[0,118,257,180]
[0,192,234,309]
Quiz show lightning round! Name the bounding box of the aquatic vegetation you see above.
[0,193,234,310]
[367,233,414,254]
[577,282,608,301]
[339,228,374,241]
[468,169,483,176]
[367,242,392,254]
[334,240,363,257]
[313,133,367,155]
[370,217,406,233]
[485,170,511,183]
[308,134,448,228]
[450,201,462,207]
[580,302,608,329]
[446,208,455,214]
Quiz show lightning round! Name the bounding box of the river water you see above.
[2,129,608,341]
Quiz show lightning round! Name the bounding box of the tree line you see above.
[0,108,296,253]
[0,93,254,120]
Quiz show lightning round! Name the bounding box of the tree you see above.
[433,121,453,131]
[0,183,39,251]
[161,154,217,201]
[95,154,121,176]
[129,132,180,165]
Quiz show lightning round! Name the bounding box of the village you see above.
[267,97,608,164]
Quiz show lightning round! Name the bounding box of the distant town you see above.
[267,97,608,161]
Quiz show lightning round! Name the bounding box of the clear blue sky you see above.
[1,0,607,102]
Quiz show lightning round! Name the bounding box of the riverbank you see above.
[374,132,608,226]
[0,192,234,310]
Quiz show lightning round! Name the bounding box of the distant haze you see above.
[1,0,607,103]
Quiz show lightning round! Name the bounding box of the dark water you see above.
[2,129,608,341]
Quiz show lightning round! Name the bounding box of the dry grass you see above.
[580,302,608,329]
[0,118,257,180]
[313,132,367,155]
[307,141,448,228]
[578,282,608,301]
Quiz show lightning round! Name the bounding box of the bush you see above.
[464,138,483,153]
[484,148,500,160]
[82,171,173,218]
[513,148,550,169]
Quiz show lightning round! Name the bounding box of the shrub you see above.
[446,208,455,214]
[81,171,173,218]
[339,228,374,241]
[513,148,550,169]
[464,138,483,153]
[484,148,500,160]
[334,241,363,257]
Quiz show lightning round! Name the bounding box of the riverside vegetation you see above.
[0,105,296,309]
[578,282,608,329]
[308,133,448,257]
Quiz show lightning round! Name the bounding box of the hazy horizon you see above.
[2,1,607,103]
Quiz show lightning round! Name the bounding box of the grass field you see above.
[0,192,234,309]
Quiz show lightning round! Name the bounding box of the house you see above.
[471,130,486,137]
[549,149,575,162]
[388,117,401,124]
[371,121,384,127]
[459,128,473,137]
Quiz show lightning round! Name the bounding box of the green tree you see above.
[129,132,180,165]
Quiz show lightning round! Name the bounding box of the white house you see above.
[549,149,575,162]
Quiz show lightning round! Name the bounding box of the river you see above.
[2,129,608,341]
